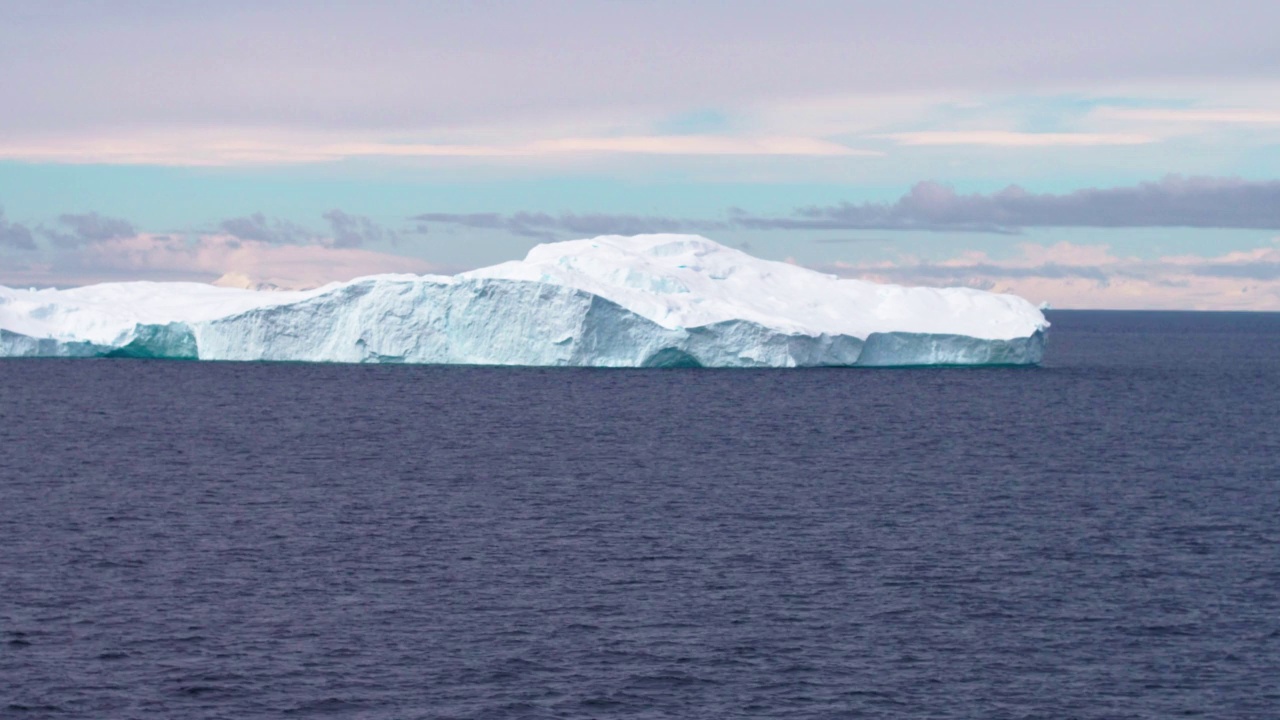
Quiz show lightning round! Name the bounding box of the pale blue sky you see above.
[3,0,1280,308]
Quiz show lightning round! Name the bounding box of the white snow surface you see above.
[0,281,321,346]
[0,234,1048,366]
[466,235,1042,339]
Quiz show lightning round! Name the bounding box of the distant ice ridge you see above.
[0,235,1048,367]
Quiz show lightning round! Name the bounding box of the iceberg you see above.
[0,234,1047,367]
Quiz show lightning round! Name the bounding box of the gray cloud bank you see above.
[218,210,395,247]
[10,176,1280,259]
[415,176,1280,240]
[0,208,36,250]
[42,212,137,247]
[219,212,315,245]
[323,209,398,248]
[742,176,1280,233]
[0,208,397,253]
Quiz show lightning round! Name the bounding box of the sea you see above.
[2,310,1279,719]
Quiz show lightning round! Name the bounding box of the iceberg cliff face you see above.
[0,235,1048,367]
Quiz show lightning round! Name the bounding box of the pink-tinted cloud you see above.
[0,131,869,166]
[4,234,438,289]
[882,131,1156,147]
[822,241,1280,310]
[6,2,1280,138]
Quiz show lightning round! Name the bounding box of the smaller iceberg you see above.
[0,234,1048,367]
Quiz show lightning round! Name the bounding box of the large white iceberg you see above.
[0,234,1047,367]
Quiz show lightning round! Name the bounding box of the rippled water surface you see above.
[3,311,1280,718]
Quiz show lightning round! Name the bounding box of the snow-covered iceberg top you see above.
[0,234,1048,367]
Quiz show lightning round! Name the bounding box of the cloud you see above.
[2,208,422,287]
[812,237,893,244]
[882,131,1156,147]
[742,176,1280,233]
[521,136,866,156]
[9,233,439,290]
[413,211,731,241]
[819,241,1280,310]
[0,208,37,250]
[5,2,1280,142]
[1095,107,1280,124]
[322,209,397,248]
[217,210,398,248]
[0,132,869,166]
[218,212,317,245]
[39,211,136,248]
[412,175,1280,242]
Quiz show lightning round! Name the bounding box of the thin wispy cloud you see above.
[413,211,731,242]
[525,136,870,156]
[0,133,870,167]
[882,131,1156,147]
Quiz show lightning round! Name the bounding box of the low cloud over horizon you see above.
[819,241,1280,311]
[3,176,1280,310]
[0,208,435,290]
[1,234,439,291]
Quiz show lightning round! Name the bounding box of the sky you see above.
[3,0,1280,308]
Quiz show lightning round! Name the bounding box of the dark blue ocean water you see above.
[2,310,1279,719]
